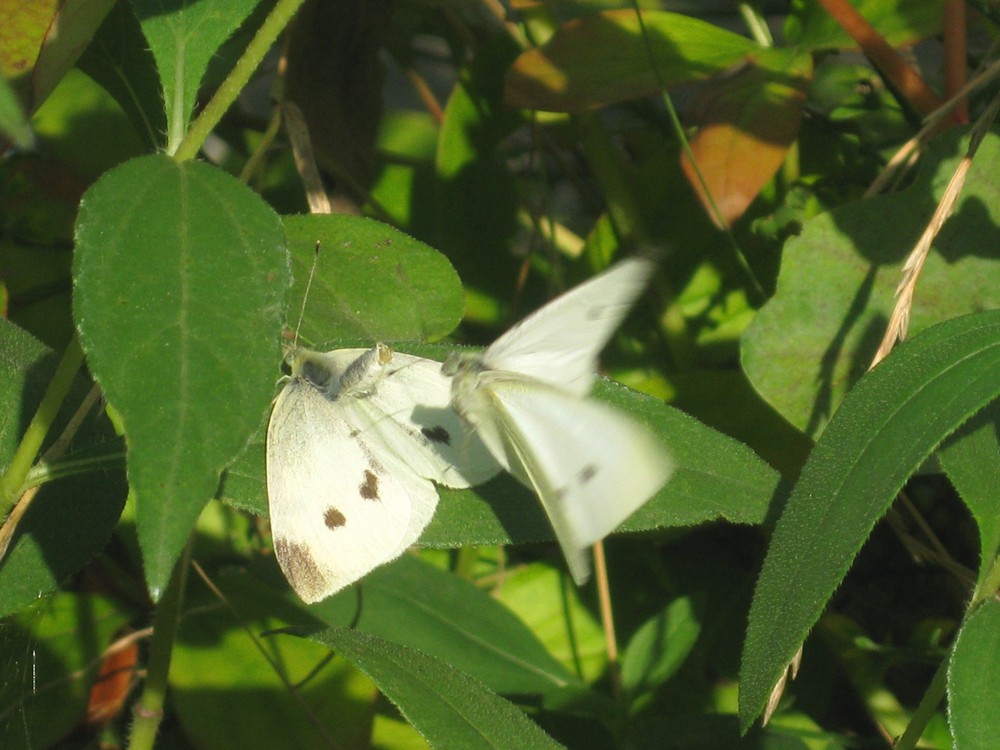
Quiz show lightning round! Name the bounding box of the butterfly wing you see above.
[356,351,500,489]
[294,345,499,488]
[482,257,655,396]
[266,378,437,603]
[465,374,674,583]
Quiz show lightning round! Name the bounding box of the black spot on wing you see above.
[324,507,346,528]
[360,470,380,500]
[579,464,598,484]
[422,425,451,445]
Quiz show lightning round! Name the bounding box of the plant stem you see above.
[627,0,765,302]
[173,0,308,161]
[593,541,622,700]
[128,542,192,750]
[0,335,84,516]
[893,655,948,750]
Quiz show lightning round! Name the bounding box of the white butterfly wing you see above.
[482,257,655,396]
[266,379,437,603]
[356,351,500,489]
[292,346,498,488]
[462,375,674,583]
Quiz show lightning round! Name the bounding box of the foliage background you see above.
[1,0,999,748]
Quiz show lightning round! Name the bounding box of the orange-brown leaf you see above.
[681,55,811,228]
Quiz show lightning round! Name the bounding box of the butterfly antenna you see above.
[292,241,321,349]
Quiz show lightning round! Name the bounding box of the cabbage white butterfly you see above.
[266,343,500,602]
[443,257,673,583]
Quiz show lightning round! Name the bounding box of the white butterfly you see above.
[266,343,500,603]
[443,257,673,583]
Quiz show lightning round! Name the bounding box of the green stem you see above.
[893,654,948,750]
[0,335,84,515]
[128,542,192,750]
[628,1,765,302]
[971,552,1000,607]
[894,554,1000,750]
[26,451,127,487]
[173,0,307,161]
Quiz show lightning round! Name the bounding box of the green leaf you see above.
[743,127,1000,436]
[504,10,760,113]
[620,596,701,699]
[0,0,113,114]
[948,601,1000,750]
[29,0,117,109]
[130,0,262,151]
[0,321,126,618]
[171,574,375,750]
[495,563,607,683]
[938,401,1000,591]
[0,72,30,147]
[0,593,129,750]
[31,68,146,180]
[434,34,523,304]
[299,626,566,749]
[0,321,57,458]
[282,214,466,344]
[73,154,288,598]
[0,470,126,619]
[740,310,1000,730]
[77,0,166,149]
[786,0,943,49]
[306,554,586,705]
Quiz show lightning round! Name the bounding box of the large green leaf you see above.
[282,214,467,344]
[740,311,1000,730]
[130,0,262,151]
[743,128,1000,436]
[948,601,1000,750]
[73,154,289,598]
[304,554,586,705]
[300,626,566,749]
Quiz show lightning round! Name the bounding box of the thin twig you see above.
[592,541,622,700]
